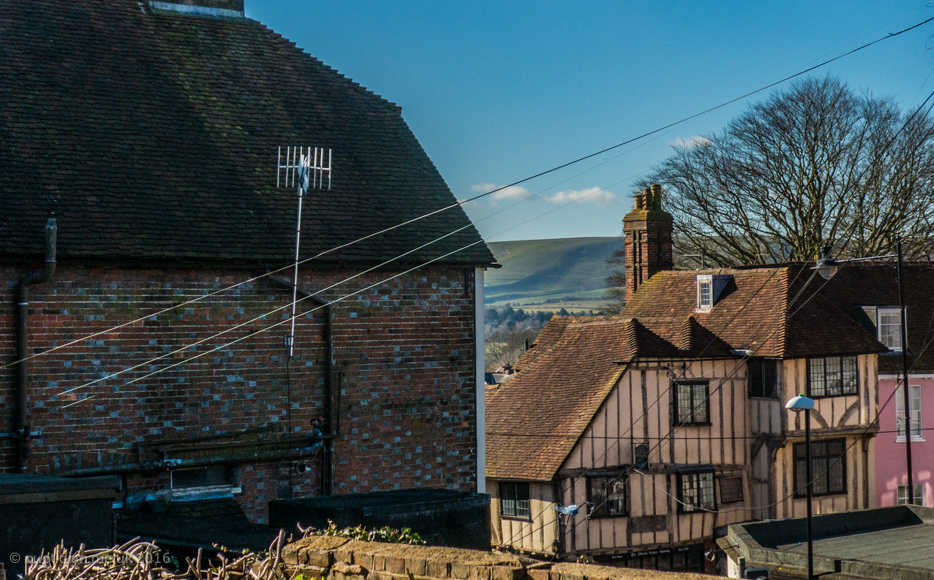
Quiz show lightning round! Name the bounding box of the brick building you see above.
[0,0,494,523]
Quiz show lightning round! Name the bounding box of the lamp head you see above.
[785,394,815,412]
[813,245,839,280]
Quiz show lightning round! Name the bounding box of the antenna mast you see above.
[277,146,333,356]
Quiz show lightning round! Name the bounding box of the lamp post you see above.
[786,394,815,580]
[814,236,914,505]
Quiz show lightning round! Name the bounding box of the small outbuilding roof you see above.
[720,505,934,580]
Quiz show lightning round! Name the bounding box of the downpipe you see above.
[14,218,57,472]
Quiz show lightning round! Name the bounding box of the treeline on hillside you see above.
[484,306,603,371]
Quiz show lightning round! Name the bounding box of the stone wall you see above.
[281,537,715,580]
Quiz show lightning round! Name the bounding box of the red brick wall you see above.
[0,262,479,523]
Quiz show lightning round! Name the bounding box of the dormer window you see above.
[696,274,730,312]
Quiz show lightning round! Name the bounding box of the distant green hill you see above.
[484,237,624,309]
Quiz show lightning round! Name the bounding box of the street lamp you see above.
[786,394,816,580]
[813,236,914,505]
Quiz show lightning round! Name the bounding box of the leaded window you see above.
[748,358,778,398]
[794,439,846,497]
[674,380,709,425]
[500,482,530,519]
[807,356,857,397]
[680,471,715,512]
[588,475,627,517]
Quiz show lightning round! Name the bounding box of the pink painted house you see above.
[876,371,934,506]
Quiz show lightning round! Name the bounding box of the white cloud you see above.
[667,136,712,148]
[544,187,616,205]
[470,182,532,203]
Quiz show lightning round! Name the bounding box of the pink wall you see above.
[876,376,934,507]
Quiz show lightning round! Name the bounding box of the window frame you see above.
[697,277,712,312]
[807,356,858,398]
[673,380,710,425]
[678,470,716,513]
[499,481,531,520]
[169,465,241,499]
[895,384,923,442]
[587,474,628,518]
[897,484,924,506]
[748,358,778,399]
[793,438,847,498]
[877,307,903,352]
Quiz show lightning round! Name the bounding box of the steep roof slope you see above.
[815,263,934,373]
[487,265,887,481]
[0,0,493,266]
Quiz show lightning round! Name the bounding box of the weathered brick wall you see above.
[0,262,478,522]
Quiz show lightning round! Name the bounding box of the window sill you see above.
[679,507,715,514]
[676,422,712,427]
[588,513,628,519]
[499,515,532,522]
[794,491,846,499]
[895,437,925,443]
[170,485,241,502]
[808,393,859,400]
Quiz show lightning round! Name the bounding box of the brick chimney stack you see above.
[623,183,673,303]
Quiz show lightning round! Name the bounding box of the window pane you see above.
[795,451,807,495]
[693,383,708,422]
[897,386,923,439]
[810,358,826,397]
[826,357,842,396]
[699,282,711,307]
[762,360,778,398]
[677,384,692,423]
[897,484,923,506]
[681,474,699,512]
[879,310,902,350]
[842,357,858,395]
[748,358,762,397]
[515,483,530,518]
[699,473,715,508]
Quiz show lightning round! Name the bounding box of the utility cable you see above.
[9,10,934,371]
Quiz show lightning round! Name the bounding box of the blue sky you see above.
[245,1,934,242]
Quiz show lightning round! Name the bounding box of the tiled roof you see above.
[487,265,889,481]
[0,1,494,266]
[814,263,934,373]
[486,316,633,481]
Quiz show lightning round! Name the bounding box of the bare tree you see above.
[640,76,934,266]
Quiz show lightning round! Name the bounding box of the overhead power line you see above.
[8,10,934,372]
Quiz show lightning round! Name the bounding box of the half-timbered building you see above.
[486,186,891,573]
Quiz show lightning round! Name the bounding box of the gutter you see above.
[61,437,326,478]
[13,218,57,472]
[267,273,335,496]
